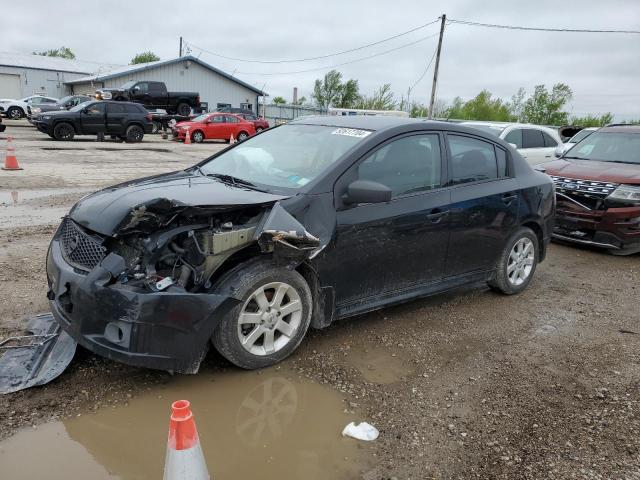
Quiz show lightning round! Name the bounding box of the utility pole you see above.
[428,14,446,119]
[179,37,183,57]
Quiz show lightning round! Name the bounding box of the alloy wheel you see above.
[507,237,535,286]
[237,282,303,356]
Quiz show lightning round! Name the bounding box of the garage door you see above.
[0,73,22,99]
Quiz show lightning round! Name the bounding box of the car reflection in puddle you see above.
[0,367,367,480]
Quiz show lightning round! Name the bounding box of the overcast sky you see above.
[5,0,640,119]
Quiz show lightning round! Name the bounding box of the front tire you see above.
[125,125,144,143]
[211,259,312,369]
[52,122,75,141]
[7,107,24,120]
[191,130,204,143]
[488,227,538,295]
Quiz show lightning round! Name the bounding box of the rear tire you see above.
[176,102,191,117]
[488,227,539,295]
[7,106,24,120]
[237,131,249,141]
[52,122,75,141]
[125,125,144,143]
[256,127,263,133]
[211,259,312,369]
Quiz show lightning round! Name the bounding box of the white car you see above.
[0,95,58,120]
[554,127,598,157]
[461,122,564,165]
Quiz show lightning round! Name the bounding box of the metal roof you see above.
[0,51,120,75]
[64,55,265,95]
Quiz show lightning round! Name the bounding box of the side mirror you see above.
[344,180,392,205]
[132,86,140,93]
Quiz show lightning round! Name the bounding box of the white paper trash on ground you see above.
[342,422,379,441]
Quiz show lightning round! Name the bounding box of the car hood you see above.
[541,158,640,184]
[69,170,289,236]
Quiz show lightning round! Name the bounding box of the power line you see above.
[184,18,441,64]
[234,32,441,76]
[410,44,438,91]
[448,18,640,34]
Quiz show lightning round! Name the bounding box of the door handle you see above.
[502,193,518,204]
[426,209,450,223]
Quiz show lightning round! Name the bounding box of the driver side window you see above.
[85,103,105,116]
[135,82,148,94]
[357,134,442,198]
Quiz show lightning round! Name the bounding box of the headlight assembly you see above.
[607,184,640,206]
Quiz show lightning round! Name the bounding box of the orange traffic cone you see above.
[229,133,235,145]
[184,127,191,145]
[163,400,210,480]
[2,136,22,171]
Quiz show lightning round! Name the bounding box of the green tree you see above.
[508,87,526,122]
[570,113,613,127]
[312,70,346,108]
[355,83,396,110]
[292,96,307,106]
[272,96,287,105]
[337,79,361,108]
[34,46,75,59]
[130,51,160,64]
[521,83,573,125]
[445,90,513,121]
[410,102,429,118]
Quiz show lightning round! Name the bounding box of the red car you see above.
[542,124,640,255]
[237,113,270,133]
[173,112,256,143]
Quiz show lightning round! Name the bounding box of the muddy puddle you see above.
[0,188,92,228]
[0,367,369,480]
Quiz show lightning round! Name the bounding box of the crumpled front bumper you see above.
[46,238,236,373]
[553,202,640,251]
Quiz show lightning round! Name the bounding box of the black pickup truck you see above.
[96,81,200,116]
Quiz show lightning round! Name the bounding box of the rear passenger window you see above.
[496,147,508,177]
[504,129,523,148]
[124,104,142,113]
[107,103,126,114]
[522,129,545,148]
[542,132,558,147]
[448,135,501,185]
[358,134,442,197]
[225,115,239,123]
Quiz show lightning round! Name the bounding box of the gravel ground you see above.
[1,120,638,479]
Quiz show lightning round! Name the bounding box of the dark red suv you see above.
[237,113,270,133]
[541,125,640,255]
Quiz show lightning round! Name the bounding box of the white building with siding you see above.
[0,52,115,99]
[65,56,265,113]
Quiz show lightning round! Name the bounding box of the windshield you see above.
[121,81,136,90]
[462,124,506,137]
[567,132,640,164]
[69,101,94,112]
[199,124,371,190]
[568,128,596,144]
[191,114,210,123]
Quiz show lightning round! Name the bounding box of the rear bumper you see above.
[46,237,236,373]
[553,204,640,251]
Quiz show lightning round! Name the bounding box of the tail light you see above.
[196,96,200,104]
[146,113,152,122]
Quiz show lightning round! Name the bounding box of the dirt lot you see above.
[1,120,639,479]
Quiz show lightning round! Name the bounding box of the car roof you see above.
[291,115,448,131]
[600,125,640,134]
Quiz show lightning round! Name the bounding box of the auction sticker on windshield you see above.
[331,128,372,138]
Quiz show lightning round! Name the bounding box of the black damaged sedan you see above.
[46,116,555,373]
